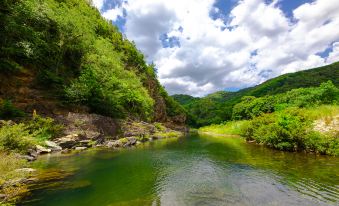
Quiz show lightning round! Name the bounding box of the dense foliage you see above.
[199,81,339,155]
[240,107,338,155]
[232,81,339,120]
[0,115,63,153]
[0,0,184,121]
[174,62,339,126]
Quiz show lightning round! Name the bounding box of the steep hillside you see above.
[0,0,185,124]
[174,62,339,126]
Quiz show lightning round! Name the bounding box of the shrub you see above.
[0,122,36,153]
[0,100,25,119]
[240,107,339,155]
[26,115,63,142]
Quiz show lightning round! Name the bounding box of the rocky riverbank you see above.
[22,112,186,161]
[0,112,187,205]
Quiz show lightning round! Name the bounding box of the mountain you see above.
[0,0,185,124]
[173,62,339,126]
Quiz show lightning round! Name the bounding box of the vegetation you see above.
[232,81,338,120]
[0,152,29,204]
[198,82,339,155]
[0,115,62,154]
[0,0,185,121]
[0,100,25,120]
[174,62,339,126]
[199,120,247,136]
[240,107,338,155]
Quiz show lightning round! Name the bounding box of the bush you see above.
[0,100,25,119]
[240,108,339,155]
[26,115,63,141]
[232,81,339,120]
[0,122,36,153]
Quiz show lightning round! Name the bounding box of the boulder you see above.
[0,193,6,201]
[79,140,92,147]
[127,137,137,145]
[36,145,51,154]
[27,149,38,158]
[45,140,62,151]
[106,140,122,148]
[56,134,78,149]
[84,131,101,140]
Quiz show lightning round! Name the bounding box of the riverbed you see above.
[19,134,339,206]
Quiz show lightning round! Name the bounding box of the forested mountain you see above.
[173,62,339,126]
[0,0,185,123]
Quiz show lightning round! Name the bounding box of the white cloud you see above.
[326,42,339,64]
[102,0,339,96]
[102,6,124,21]
[92,0,105,10]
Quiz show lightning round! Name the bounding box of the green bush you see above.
[0,115,62,153]
[240,108,339,155]
[232,81,339,120]
[26,115,63,142]
[0,100,25,119]
[0,122,36,153]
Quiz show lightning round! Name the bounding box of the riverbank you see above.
[199,105,339,156]
[0,112,186,205]
[17,133,339,206]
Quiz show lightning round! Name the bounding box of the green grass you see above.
[199,120,248,136]
[0,151,29,204]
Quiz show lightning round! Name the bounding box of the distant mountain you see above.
[173,62,339,126]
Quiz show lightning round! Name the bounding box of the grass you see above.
[199,120,248,136]
[0,151,29,204]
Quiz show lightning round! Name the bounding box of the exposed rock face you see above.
[55,112,119,139]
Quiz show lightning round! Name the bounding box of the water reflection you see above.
[20,134,339,206]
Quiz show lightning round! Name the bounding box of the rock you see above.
[106,140,122,148]
[15,168,36,173]
[84,131,101,140]
[45,140,62,151]
[36,145,51,154]
[136,141,142,145]
[127,137,137,145]
[75,147,87,151]
[27,149,38,158]
[79,140,92,147]
[56,134,78,149]
[21,155,36,161]
[0,193,6,201]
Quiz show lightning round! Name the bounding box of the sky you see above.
[92,0,339,97]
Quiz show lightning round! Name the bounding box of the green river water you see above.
[19,134,339,206]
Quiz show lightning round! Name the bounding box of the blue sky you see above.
[93,0,339,96]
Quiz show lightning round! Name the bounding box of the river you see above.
[19,133,339,206]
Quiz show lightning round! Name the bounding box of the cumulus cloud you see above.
[102,6,124,21]
[95,0,339,96]
[92,0,105,10]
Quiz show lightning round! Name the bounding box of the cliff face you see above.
[0,0,186,125]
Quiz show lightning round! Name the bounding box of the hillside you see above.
[173,62,339,126]
[0,0,185,124]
